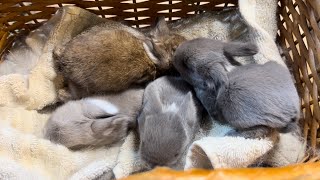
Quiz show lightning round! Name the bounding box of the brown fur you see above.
[147,17,187,74]
[54,28,156,99]
[54,19,186,100]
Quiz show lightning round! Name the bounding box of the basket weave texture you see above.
[0,0,319,153]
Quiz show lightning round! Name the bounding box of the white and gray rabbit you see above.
[43,87,144,149]
[138,76,203,168]
[173,38,300,139]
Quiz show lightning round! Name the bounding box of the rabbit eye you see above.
[95,114,113,119]
[174,153,179,157]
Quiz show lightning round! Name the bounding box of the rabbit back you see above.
[54,24,156,96]
[217,61,300,129]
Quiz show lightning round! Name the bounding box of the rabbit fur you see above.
[173,38,300,139]
[54,18,185,101]
[44,87,144,149]
[138,76,203,168]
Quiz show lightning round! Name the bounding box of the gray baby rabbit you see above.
[54,18,185,101]
[173,38,300,139]
[141,8,247,42]
[138,76,202,168]
[44,87,144,149]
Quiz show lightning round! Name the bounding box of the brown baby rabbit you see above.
[54,18,185,101]
[43,87,144,149]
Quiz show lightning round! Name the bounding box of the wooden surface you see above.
[122,162,320,180]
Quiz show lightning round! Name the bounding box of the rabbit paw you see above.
[91,115,133,138]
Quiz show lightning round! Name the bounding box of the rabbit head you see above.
[144,17,187,72]
[139,113,187,167]
[173,38,258,92]
[44,98,131,149]
[138,91,197,167]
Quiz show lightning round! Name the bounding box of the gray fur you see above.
[138,76,202,167]
[140,8,250,73]
[43,87,144,149]
[142,8,248,42]
[173,38,300,139]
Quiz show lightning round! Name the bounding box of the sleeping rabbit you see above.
[43,87,144,149]
[173,38,300,139]
[138,76,203,168]
[54,18,185,100]
[139,10,248,79]
[141,8,248,42]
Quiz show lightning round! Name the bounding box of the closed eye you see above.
[94,114,114,119]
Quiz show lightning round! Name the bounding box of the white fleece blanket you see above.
[0,1,306,180]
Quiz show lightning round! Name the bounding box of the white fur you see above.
[85,99,119,115]
[162,103,179,113]
[224,64,236,72]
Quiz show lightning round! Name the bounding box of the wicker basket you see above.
[0,0,319,169]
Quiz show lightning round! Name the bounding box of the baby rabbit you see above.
[54,18,185,100]
[141,8,248,42]
[173,38,300,139]
[43,87,144,149]
[139,10,248,79]
[138,76,202,168]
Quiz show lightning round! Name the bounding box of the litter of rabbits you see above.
[0,0,310,179]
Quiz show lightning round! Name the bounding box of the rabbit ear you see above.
[180,92,196,116]
[150,16,170,39]
[223,42,258,58]
[143,39,161,64]
[143,17,170,65]
[142,87,164,113]
[82,98,119,119]
[206,63,228,94]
